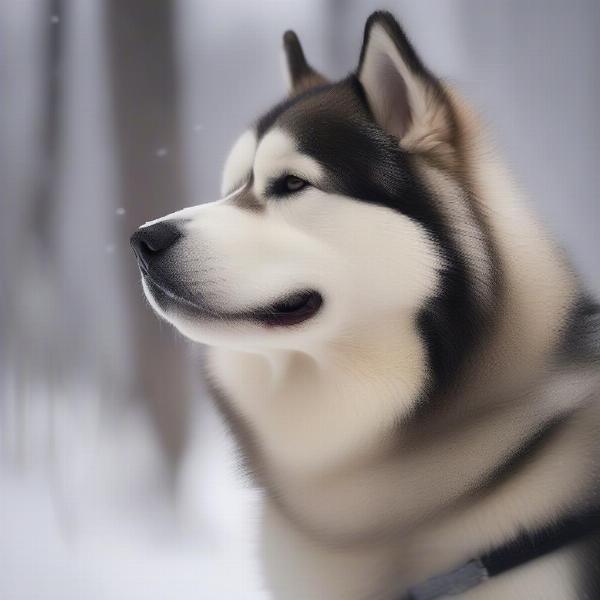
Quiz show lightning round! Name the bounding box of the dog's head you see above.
[131,12,495,384]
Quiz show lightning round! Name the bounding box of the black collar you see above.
[401,507,600,599]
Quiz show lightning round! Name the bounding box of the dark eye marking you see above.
[266,175,310,197]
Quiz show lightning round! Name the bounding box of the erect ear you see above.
[358,12,455,157]
[282,30,328,96]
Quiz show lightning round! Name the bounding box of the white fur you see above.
[141,185,248,229]
[221,129,257,196]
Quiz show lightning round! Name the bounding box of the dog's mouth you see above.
[252,290,323,327]
[140,265,322,328]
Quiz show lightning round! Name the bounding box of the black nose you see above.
[130,221,182,268]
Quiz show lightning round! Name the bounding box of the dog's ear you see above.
[282,30,327,96]
[358,12,455,156]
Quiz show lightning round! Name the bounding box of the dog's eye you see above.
[267,174,310,197]
[283,175,308,193]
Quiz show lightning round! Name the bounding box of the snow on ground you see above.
[0,381,268,600]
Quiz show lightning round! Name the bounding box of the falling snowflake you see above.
[50,15,60,24]
[105,244,115,254]
[155,147,168,157]
[116,207,126,216]
[193,124,204,132]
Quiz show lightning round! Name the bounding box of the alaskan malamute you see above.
[131,11,600,599]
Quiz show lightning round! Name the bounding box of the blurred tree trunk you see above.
[106,0,188,467]
[7,0,65,466]
[31,0,63,251]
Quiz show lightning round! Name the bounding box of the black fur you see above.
[482,507,600,578]
[578,535,600,599]
[255,82,332,138]
[558,295,600,365]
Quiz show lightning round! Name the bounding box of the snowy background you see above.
[1,1,599,599]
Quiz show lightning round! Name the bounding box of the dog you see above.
[130,11,600,599]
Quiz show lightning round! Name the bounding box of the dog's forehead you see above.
[222,80,366,194]
[222,77,399,199]
[249,77,397,184]
[256,78,369,144]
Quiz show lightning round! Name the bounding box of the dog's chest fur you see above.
[207,341,600,599]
